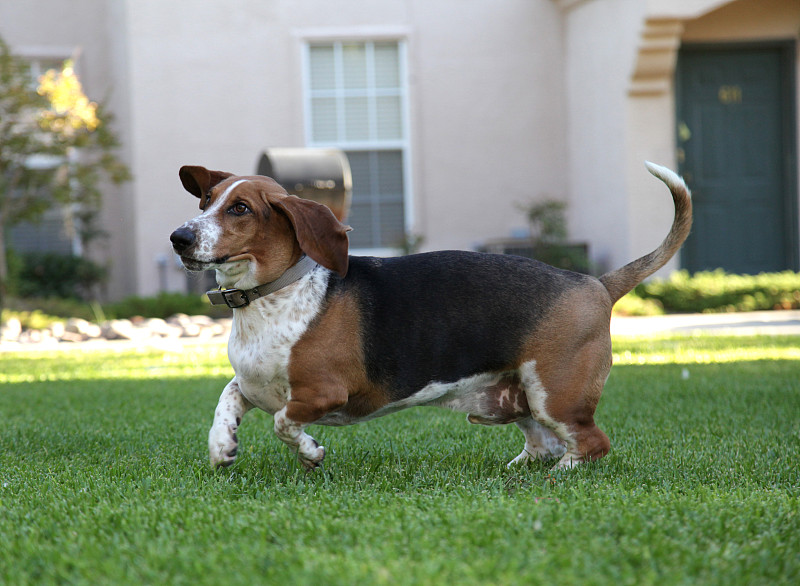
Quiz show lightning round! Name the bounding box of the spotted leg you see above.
[273,385,348,470]
[507,417,567,467]
[208,378,253,468]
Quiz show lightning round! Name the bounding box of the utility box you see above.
[256,148,352,222]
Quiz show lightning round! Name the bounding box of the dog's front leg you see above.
[208,378,253,468]
[273,386,348,470]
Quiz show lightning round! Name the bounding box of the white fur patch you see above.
[227,266,328,414]
[518,361,572,442]
[645,161,690,197]
[273,406,326,469]
[208,377,253,467]
[507,418,566,466]
[316,370,508,426]
[218,179,249,202]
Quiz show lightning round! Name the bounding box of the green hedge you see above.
[3,292,231,327]
[624,269,800,314]
[10,252,107,300]
[103,292,231,320]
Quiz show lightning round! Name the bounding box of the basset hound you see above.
[170,162,691,470]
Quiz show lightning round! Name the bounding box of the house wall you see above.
[2,0,798,299]
[561,0,648,275]
[120,0,567,295]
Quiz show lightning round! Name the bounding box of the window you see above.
[305,41,408,250]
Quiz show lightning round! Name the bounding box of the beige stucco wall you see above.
[410,0,567,253]
[120,0,568,295]
[2,0,798,299]
[561,0,649,275]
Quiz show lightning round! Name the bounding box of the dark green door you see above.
[677,44,797,274]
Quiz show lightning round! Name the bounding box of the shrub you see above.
[4,291,230,325]
[633,269,800,313]
[613,292,664,316]
[104,292,231,320]
[4,248,24,297]
[4,296,97,321]
[15,252,107,300]
[1,308,63,330]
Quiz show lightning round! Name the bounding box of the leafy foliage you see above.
[0,35,129,309]
[3,290,231,325]
[13,252,106,300]
[515,198,590,273]
[631,269,800,313]
[521,199,568,243]
[103,292,232,320]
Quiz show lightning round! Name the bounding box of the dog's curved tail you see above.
[600,162,693,305]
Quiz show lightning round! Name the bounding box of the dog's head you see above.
[170,165,351,288]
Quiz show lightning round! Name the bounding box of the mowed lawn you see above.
[1,335,799,585]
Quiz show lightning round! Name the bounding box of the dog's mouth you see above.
[178,255,230,272]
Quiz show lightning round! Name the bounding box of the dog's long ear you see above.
[179,166,233,209]
[272,195,351,278]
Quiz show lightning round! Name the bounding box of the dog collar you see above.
[206,255,319,308]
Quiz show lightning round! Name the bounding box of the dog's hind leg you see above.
[507,417,567,467]
[520,341,611,468]
[519,336,612,469]
[550,345,612,469]
[209,378,253,468]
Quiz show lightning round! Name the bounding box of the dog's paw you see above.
[507,450,533,468]
[554,452,585,470]
[297,438,326,471]
[507,443,566,468]
[209,423,239,468]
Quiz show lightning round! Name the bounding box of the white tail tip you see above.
[645,161,689,195]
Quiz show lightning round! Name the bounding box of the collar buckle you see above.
[207,288,250,308]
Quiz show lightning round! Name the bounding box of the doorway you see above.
[676,43,798,274]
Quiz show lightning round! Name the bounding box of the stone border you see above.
[0,314,232,347]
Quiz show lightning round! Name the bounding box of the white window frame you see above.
[299,30,413,256]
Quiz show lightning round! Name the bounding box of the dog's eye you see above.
[228,202,250,216]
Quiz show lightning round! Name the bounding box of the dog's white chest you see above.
[226,271,326,414]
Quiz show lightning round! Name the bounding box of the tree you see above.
[0,36,129,312]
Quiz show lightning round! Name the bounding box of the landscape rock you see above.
[49,322,66,339]
[1,318,22,342]
[66,318,102,339]
[143,318,183,338]
[101,319,150,341]
[1,313,232,346]
[59,330,87,343]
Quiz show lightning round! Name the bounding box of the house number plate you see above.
[718,85,743,105]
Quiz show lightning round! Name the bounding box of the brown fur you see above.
[522,285,613,461]
[287,293,391,423]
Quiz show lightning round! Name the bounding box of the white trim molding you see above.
[629,18,685,96]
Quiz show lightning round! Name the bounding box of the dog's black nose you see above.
[170,227,196,253]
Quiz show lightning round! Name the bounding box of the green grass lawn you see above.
[1,335,799,585]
